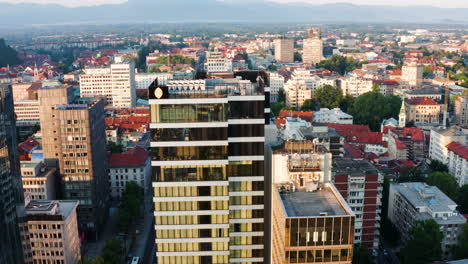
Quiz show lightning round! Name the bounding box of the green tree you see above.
[429,160,449,173]
[294,51,302,62]
[317,55,362,75]
[452,225,468,259]
[398,167,426,183]
[101,238,125,264]
[423,65,434,78]
[268,64,278,72]
[399,220,443,264]
[348,92,402,131]
[155,55,196,66]
[107,142,124,154]
[457,185,468,214]
[339,95,355,113]
[118,182,144,231]
[0,39,22,67]
[271,102,292,117]
[83,257,106,264]
[301,99,316,111]
[371,83,380,93]
[314,85,343,109]
[427,172,459,201]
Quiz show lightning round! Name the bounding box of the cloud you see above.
[268,0,468,8]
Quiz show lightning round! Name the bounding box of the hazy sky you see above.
[0,0,467,8]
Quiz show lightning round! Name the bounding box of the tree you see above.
[0,39,22,67]
[423,65,434,78]
[399,220,443,264]
[457,185,468,214]
[294,51,302,62]
[429,160,449,173]
[398,167,426,183]
[317,55,362,75]
[314,85,343,109]
[427,172,459,201]
[339,95,355,113]
[83,257,106,264]
[118,182,144,231]
[301,99,317,111]
[452,225,468,259]
[271,102,292,117]
[155,55,196,66]
[371,83,380,93]
[268,64,278,72]
[348,92,402,131]
[278,88,286,103]
[101,238,125,264]
[107,142,124,154]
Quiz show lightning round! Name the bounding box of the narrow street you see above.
[83,207,120,260]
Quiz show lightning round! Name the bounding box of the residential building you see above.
[38,85,109,240]
[405,97,441,125]
[18,200,81,264]
[303,28,323,65]
[429,126,466,164]
[108,146,151,199]
[80,58,137,107]
[274,38,294,63]
[271,183,355,264]
[269,72,284,104]
[149,71,269,263]
[0,84,24,264]
[21,161,57,200]
[135,72,173,90]
[313,108,353,124]
[341,77,373,97]
[454,95,468,127]
[333,159,382,248]
[388,182,466,256]
[445,142,468,186]
[385,127,425,162]
[12,82,42,134]
[405,89,443,101]
[284,79,312,108]
[402,63,423,86]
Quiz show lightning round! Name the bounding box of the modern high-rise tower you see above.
[0,84,24,264]
[149,71,270,264]
[274,39,294,63]
[38,84,109,240]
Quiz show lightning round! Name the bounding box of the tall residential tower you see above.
[150,72,270,264]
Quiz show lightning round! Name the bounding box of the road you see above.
[83,207,120,260]
[377,240,401,264]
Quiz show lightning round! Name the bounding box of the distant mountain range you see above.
[0,0,467,26]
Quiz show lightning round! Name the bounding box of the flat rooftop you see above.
[24,200,78,219]
[332,158,379,176]
[280,185,351,217]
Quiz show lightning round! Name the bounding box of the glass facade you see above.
[151,78,267,263]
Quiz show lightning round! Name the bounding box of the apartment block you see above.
[18,200,81,264]
[388,182,466,256]
[402,63,423,86]
[341,77,373,97]
[269,72,284,104]
[454,95,468,127]
[446,142,468,186]
[80,58,136,107]
[429,126,466,164]
[313,108,353,124]
[285,79,313,109]
[303,28,323,65]
[274,38,294,63]
[38,85,109,240]
[149,71,269,263]
[333,159,382,248]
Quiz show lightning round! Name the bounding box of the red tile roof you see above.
[108,146,148,168]
[446,142,468,160]
[394,137,407,149]
[18,137,40,154]
[386,127,424,141]
[276,110,313,127]
[407,97,439,106]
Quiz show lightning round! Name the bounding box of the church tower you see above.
[398,100,406,127]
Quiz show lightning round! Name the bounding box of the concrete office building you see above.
[21,161,57,200]
[271,183,355,264]
[38,85,109,240]
[18,200,81,264]
[149,71,269,264]
[80,58,137,108]
[135,72,173,90]
[0,84,24,263]
[388,182,466,255]
[333,159,383,248]
[274,39,294,63]
[303,28,323,65]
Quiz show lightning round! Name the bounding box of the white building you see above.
[80,58,136,108]
[446,142,468,186]
[269,72,284,103]
[21,161,57,201]
[388,182,466,256]
[341,77,373,97]
[204,51,233,73]
[108,147,151,199]
[135,72,173,90]
[402,63,423,87]
[313,108,353,124]
[303,28,323,65]
[429,126,467,164]
[284,79,313,108]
